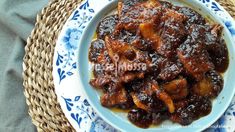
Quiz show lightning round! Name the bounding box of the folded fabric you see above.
[0,0,48,131]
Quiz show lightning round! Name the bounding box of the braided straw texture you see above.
[23,0,235,131]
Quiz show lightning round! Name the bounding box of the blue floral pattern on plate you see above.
[53,0,235,131]
[61,96,116,131]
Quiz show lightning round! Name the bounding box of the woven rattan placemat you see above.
[23,0,235,131]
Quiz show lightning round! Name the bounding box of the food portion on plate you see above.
[88,0,229,128]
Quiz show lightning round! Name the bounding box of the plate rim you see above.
[53,0,235,131]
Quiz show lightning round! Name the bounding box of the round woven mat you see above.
[23,0,235,131]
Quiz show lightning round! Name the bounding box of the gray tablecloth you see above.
[0,0,48,131]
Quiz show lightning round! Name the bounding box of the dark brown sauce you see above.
[88,0,229,128]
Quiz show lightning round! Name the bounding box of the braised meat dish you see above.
[89,0,229,128]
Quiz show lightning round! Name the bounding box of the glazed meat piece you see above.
[177,7,206,28]
[91,71,146,90]
[131,92,166,112]
[127,77,174,113]
[139,9,187,58]
[97,15,119,39]
[208,39,229,72]
[128,108,152,128]
[127,77,152,93]
[105,36,152,72]
[177,38,214,80]
[157,9,187,57]
[170,95,211,125]
[189,24,207,42]
[118,0,147,16]
[117,0,162,30]
[205,24,222,45]
[120,72,145,83]
[205,25,229,72]
[192,70,223,98]
[189,24,222,44]
[90,76,111,89]
[158,61,183,81]
[149,52,166,72]
[112,29,152,51]
[132,37,153,51]
[139,22,162,51]
[105,36,132,59]
[112,29,139,44]
[89,39,110,63]
[101,86,133,109]
[162,78,188,100]
[105,36,142,61]
[187,24,228,72]
[148,52,183,81]
[151,83,175,113]
[159,0,173,9]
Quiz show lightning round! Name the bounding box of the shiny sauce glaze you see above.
[88,0,229,128]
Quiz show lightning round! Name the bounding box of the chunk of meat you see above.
[117,0,162,30]
[100,88,133,109]
[171,87,188,100]
[207,70,224,97]
[162,78,188,100]
[90,76,111,89]
[189,24,207,42]
[159,0,173,9]
[161,8,187,22]
[112,30,139,44]
[139,22,162,50]
[148,52,183,81]
[157,9,187,57]
[105,36,137,65]
[105,36,152,71]
[97,15,119,39]
[123,49,137,60]
[151,83,175,113]
[128,108,152,128]
[174,100,189,110]
[189,24,222,44]
[177,7,206,28]
[139,9,187,58]
[170,95,211,125]
[127,77,154,95]
[89,39,111,63]
[120,72,145,83]
[158,61,183,81]
[105,36,132,57]
[105,36,142,60]
[131,92,166,112]
[205,25,229,72]
[162,78,187,94]
[177,39,214,80]
[131,92,149,111]
[192,78,212,97]
[132,38,152,51]
[118,0,147,16]
[112,29,153,51]
[192,70,223,98]
[208,39,229,73]
[187,24,228,73]
[149,52,167,72]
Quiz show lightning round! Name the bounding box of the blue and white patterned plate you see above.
[53,0,235,131]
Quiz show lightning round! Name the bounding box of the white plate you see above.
[53,0,235,131]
